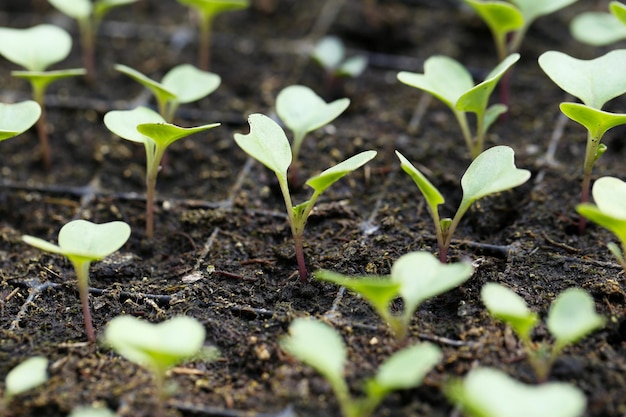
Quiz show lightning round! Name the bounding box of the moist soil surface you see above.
[1,1,626,416]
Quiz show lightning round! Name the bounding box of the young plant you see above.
[446,367,586,417]
[280,318,442,417]
[577,176,626,275]
[175,0,250,70]
[481,283,605,382]
[234,113,376,282]
[103,106,220,238]
[0,100,41,141]
[0,24,86,169]
[105,315,209,417]
[69,406,116,417]
[397,54,519,158]
[22,220,131,342]
[115,63,221,122]
[397,145,530,262]
[570,1,626,46]
[316,251,473,341]
[2,356,48,409]
[311,36,367,96]
[538,49,626,233]
[48,0,139,82]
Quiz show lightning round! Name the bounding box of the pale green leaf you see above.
[483,104,508,134]
[68,406,117,417]
[0,24,72,71]
[115,64,178,107]
[162,64,221,103]
[337,55,367,78]
[94,0,139,21]
[104,106,165,144]
[5,356,48,400]
[396,150,445,214]
[312,35,344,70]
[481,282,538,340]
[570,11,626,46]
[611,1,626,25]
[48,0,92,19]
[0,101,41,141]
[547,288,605,349]
[305,150,376,193]
[137,122,220,149]
[176,0,249,16]
[509,0,579,23]
[464,0,524,37]
[592,176,626,220]
[560,102,626,139]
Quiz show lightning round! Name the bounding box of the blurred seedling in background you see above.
[175,0,249,70]
[105,315,213,417]
[280,318,442,417]
[577,176,626,275]
[538,49,626,234]
[0,24,86,169]
[570,1,626,46]
[481,283,605,382]
[48,0,139,82]
[397,145,530,262]
[311,36,367,97]
[22,220,131,343]
[104,106,220,238]
[234,113,376,282]
[1,356,48,412]
[398,54,518,158]
[69,406,117,417]
[316,251,473,341]
[0,100,41,142]
[446,367,586,417]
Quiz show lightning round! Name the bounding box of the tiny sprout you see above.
[22,220,131,342]
[481,283,605,382]
[570,1,626,46]
[115,63,221,122]
[316,251,473,341]
[104,106,220,238]
[397,145,530,262]
[538,49,626,233]
[69,406,116,417]
[3,356,48,404]
[175,0,249,70]
[446,367,586,417]
[577,176,626,275]
[0,100,41,141]
[312,36,367,79]
[48,0,139,82]
[0,24,86,169]
[105,315,209,417]
[234,113,376,282]
[280,318,442,417]
[397,54,519,158]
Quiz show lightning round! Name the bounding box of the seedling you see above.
[105,315,209,417]
[234,113,376,282]
[115,63,221,122]
[397,145,530,262]
[103,106,220,238]
[0,24,86,169]
[481,283,605,382]
[22,220,131,342]
[570,1,626,46]
[311,36,367,96]
[69,406,116,417]
[175,0,249,70]
[280,318,442,417]
[397,54,519,158]
[316,251,473,340]
[2,356,48,407]
[446,367,586,417]
[48,0,139,82]
[577,176,626,275]
[538,49,626,233]
[0,100,41,141]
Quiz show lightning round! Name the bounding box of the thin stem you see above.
[145,144,166,239]
[78,17,96,84]
[277,176,308,282]
[473,111,486,158]
[71,258,95,343]
[441,200,472,263]
[197,12,213,71]
[153,370,167,417]
[454,111,475,158]
[580,131,600,234]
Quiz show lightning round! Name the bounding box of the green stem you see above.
[198,12,214,71]
[473,111,486,158]
[580,131,600,234]
[71,258,95,343]
[454,111,475,158]
[78,17,96,84]
[441,200,472,263]
[277,176,308,282]
[145,144,166,239]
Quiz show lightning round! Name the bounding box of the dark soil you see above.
[1,1,626,416]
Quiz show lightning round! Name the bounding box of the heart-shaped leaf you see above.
[48,0,92,18]
[570,11,626,46]
[559,102,626,139]
[312,36,344,70]
[306,150,376,193]
[115,64,178,109]
[510,0,579,23]
[577,176,626,244]
[161,64,221,103]
[5,356,48,400]
[0,24,72,71]
[547,288,605,350]
[0,101,41,141]
[481,282,538,340]
[464,0,524,47]
[104,106,165,144]
[176,0,249,16]
[137,122,220,149]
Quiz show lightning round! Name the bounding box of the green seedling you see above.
[316,251,473,341]
[69,406,117,417]
[446,367,586,417]
[104,106,220,238]
[234,113,376,282]
[280,318,442,417]
[397,54,519,158]
[22,220,131,342]
[538,49,626,233]
[577,176,626,275]
[311,36,367,97]
[2,356,48,409]
[0,24,86,169]
[105,315,210,417]
[0,100,41,141]
[175,0,249,70]
[570,1,626,46]
[397,145,530,262]
[48,0,139,82]
[481,283,605,382]
[115,63,221,122]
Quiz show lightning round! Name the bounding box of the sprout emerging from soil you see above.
[115,63,221,122]
[280,318,442,417]
[577,176,626,275]
[538,49,626,234]
[48,0,139,82]
[104,106,220,238]
[397,145,530,262]
[3,356,48,406]
[175,0,249,70]
[104,315,209,417]
[316,251,473,341]
[0,24,86,169]
[22,220,131,343]
[311,36,367,96]
[481,283,605,382]
[570,1,626,46]
[446,367,586,417]
[397,54,519,158]
[234,113,376,282]
[0,100,41,142]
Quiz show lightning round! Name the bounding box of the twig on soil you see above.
[359,166,397,236]
[9,280,61,331]
[407,93,433,135]
[535,94,573,185]
[169,401,296,417]
[417,332,480,348]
